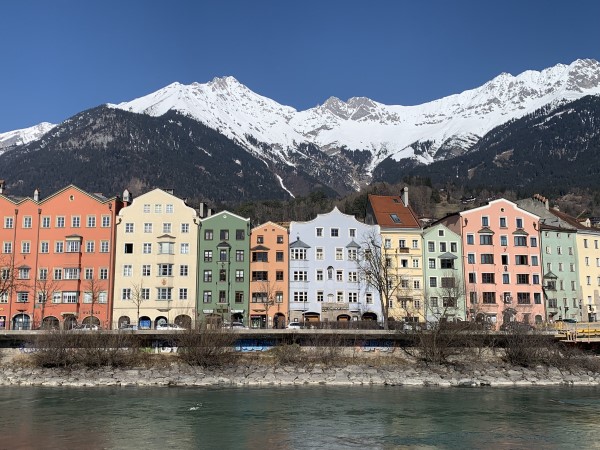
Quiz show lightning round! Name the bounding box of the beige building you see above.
[113,189,199,329]
[576,229,600,321]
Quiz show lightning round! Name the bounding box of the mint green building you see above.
[422,223,466,323]
[197,211,250,326]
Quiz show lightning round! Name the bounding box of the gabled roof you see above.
[289,237,310,249]
[367,195,420,229]
[251,244,270,251]
[346,240,361,249]
[438,252,458,260]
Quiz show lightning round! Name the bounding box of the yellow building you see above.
[365,188,424,324]
[576,228,600,322]
[113,189,199,329]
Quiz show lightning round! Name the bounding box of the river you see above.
[1,385,597,449]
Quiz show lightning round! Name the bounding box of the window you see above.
[252,271,268,281]
[180,265,188,276]
[502,273,509,284]
[23,216,32,228]
[533,274,540,285]
[101,215,110,227]
[450,242,457,253]
[99,268,108,280]
[413,280,421,290]
[330,228,339,237]
[252,292,267,303]
[204,250,213,262]
[468,272,476,283]
[348,271,357,282]
[166,204,174,213]
[517,293,531,304]
[531,255,538,266]
[123,265,132,277]
[514,236,527,246]
[158,264,173,276]
[348,292,358,303]
[429,277,437,288]
[443,297,456,308]
[18,267,30,279]
[181,223,189,233]
[21,241,30,254]
[55,241,64,253]
[125,223,134,233]
[144,223,153,233]
[86,241,95,253]
[293,271,308,282]
[203,291,212,303]
[482,292,496,304]
[236,229,245,240]
[480,235,493,245]
[157,288,172,301]
[64,239,80,253]
[17,292,28,303]
[349,229,356,238]
[219,249,228,261]
[39,268,48,280]
[140,289,149,301]
[64,268,79,280]
[428,259,436,269]
[276,251,284,262]
[412,240,419,249]
[441,277,455,288]
[162,223,172,233]
[316,248,324,260]
[40,241,49,253]
[317,291,324,302]
[439,242,447,252]
[235,270,244,282]
[499,217,507,228]
[530,237,537,247]
[179,288,188,301]
[100,241,109,253]
[430,297,438,308]
[53,268,62,280]
[516,274,529,284]
[4,217,13,228]
[316,269,323,282]
[204,229,213,240]
[235,250,244,262]
[155,204,162,214]
[220,229,229,240]
[235,292,244,303]
[180,243,189,254]
[515,255,528,265]
[143,204,150,213]
[252,251,268,262]
[56,216,65,228]
[481,254,494,264]
[482,216,489,227]
[291,248,307,260]
[336,270,343,281]
[428,242,435,252]
[316,227,323,237]
[124,243,133,254]
[412,259,420,268]
[337,291,344,302]
[481,273,495,283]
[293,292,308,302]
[276,292,283,303]
[3,242,11,254]
[203,270,212,282]
[143,243,152,254]
[516,218,523,228]
[500,235,508,246]
[466,234,474,245]
[142,265,151,276]
[276,271,284,281]
[85,215,95,228]
[399,239,407,248]
[158,242,174,254]
[440,259,453,269]
[335,248,343,260]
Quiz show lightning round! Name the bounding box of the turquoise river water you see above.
[0,385,598,449]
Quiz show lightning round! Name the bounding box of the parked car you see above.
[71,324,99,332]
[156,323,185,330]
[119,324,138,331]
[287,321,303,329]
[231,321,246,329]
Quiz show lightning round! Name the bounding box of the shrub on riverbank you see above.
[176,327,238,367]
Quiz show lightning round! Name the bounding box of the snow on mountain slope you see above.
[0,122,56,154]
[108,59,600,172]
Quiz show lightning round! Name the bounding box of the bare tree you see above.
[83,277,107,329]
[35,273,63,329]
[424,270,466,326]
[254,280,279,329]
[355,232,402,330]
[130,282,147,328]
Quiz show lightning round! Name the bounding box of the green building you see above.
[197,211,250,326]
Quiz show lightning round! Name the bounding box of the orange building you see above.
[0,183,124,330]
[249,222,289,328]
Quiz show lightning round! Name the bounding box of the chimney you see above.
[199,202,205,218]
[122,189,132,204]
[545,198,549,210]
[0,180,5,194]
[33,188,40,202]
[401,187,409,206]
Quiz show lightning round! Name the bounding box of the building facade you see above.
[113,189,199,329]
[198,211,250,326]
[249,221,289,328]
[288,207,382,325]
[439,199,545,329]
[0,184,123,330]
[422,224,466,323]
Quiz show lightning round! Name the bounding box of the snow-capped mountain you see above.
[108,59,600,174]
[0,122,56,153]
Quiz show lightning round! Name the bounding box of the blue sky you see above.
[1,0,600,132]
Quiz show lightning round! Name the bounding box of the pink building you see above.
[439,199,544,329]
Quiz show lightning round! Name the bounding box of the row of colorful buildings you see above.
[0,181,598,331]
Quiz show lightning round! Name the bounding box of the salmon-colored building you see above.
[0,183,124,330]
[439,199,544,329]
[249,222,289,328]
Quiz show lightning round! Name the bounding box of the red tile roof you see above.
[367,194,421,229]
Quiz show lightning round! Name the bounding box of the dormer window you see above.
[390,214,401,224]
